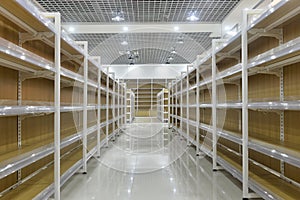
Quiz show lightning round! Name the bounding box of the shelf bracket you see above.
[249,28,283,43]
[19,32,54,45]
[250,68,281,77]
[216,52,240,62]
[61,55,84,62]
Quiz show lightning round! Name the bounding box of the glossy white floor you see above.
[61,117,243,200]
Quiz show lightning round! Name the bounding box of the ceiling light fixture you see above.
[112,10,124,22]
[174,26,179,31]
[171,47,177,54]
[68,27,75,32]
[121,40,128,45]
[187,11,199,21]
[176,36,184,44]
[168,56,174,61]
[123,26,128,31]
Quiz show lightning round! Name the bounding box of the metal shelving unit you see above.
[169,0,300,199]
[126,89,135,123]
[156,88,169,123]
[0,1,126,199]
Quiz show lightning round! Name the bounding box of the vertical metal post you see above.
[180,75,183,136]
[280,68,285,176]
[111,73,116,139]
[106,67,110,147]
[242,9,249,198]
[125,89,127,124]
[137,79,139,113]
[17,71,22,183]
[196,66,200,155]
[212,40,218,170]
[186,66,190,146]
[93,57,101,157]
[117,79,120,133]
[76,41,88,174]
[175,79,178,129]
[42,12,61,200]
[168,83,171,126]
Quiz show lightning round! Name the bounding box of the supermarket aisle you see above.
[61,119,242,200]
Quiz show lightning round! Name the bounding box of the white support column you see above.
[106,67,110,147]
[196,66,200,156]
[43,12,61,200]
[242,9,249,198]
[212,39,226,171]
[76,41,88,174]
[186,66,190,146]
[162,90,164,122]
[117,79,120,134]
[113,74,116,139]
[242,9,262,199]
[91,56,101,157]
[180,74,184,136]
[168,82,171,128]
[212,39,217,170]
[54,13,61,200]
[175,79,178,130]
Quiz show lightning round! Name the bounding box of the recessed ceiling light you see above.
[123,26,129,31]
[168,56,174,61]
[112,10,124,21]
[68,27,75,32]
[187,11,199,21]
[121,40,128,45]
[176,36,184,44]
[171,47,177,54]
[174,26,179,31]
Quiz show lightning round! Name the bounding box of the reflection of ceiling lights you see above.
[187,11,199,21]
[168,56,174,61]
[121,40,128,45]
[112,10,124,21]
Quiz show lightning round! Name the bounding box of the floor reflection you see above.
[61,119,242,200]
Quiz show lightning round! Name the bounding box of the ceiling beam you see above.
[62,23,222,37]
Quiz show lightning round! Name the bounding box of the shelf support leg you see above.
[196,66,200,155]
[106,67,110,147]
[76,41,88,174]
[42,12,61,200]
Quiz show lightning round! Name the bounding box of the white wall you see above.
[106,64,188,79]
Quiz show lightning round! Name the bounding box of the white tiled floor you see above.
[61,119,243,200]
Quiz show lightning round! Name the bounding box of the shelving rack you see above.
[169,0,300,199]
[0,1,126,199]
[125,79,172,117]
[157,88,169,123]
[126,89,135,123]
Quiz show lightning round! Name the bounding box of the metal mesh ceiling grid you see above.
[34,0,241,23]
[71,32,215,64]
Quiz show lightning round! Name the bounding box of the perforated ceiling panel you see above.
[72,32,217,64]
[32,0,241,65]
[35,0,240,23]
